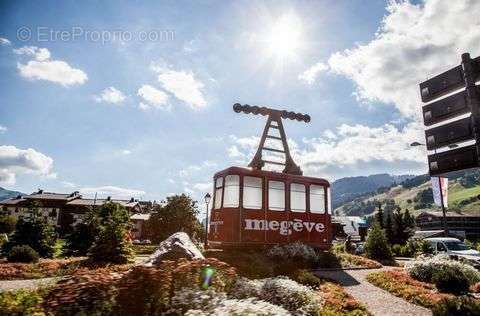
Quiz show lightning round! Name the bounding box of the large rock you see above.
[141,232,204,266]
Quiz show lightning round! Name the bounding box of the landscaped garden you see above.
[366,255,480,315]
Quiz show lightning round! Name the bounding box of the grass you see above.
[366,269,452,309]
[336,179,480,216]
[132,244,157,255]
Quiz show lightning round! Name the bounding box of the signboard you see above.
[431,177,448,207]
[420,53,480,176]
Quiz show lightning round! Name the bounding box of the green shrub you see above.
[331,243,345,253]
[0,289,45,315]
[3,207,56,258]
[7,245,39,263]
[0,216,16,234]
[420,240,434,255]
[292,269,323,289]
[433,296,480,316]
[267,242,317,274]
[391,244,402,256]
[316,251,342,269]
[365,224,392,260]
[88,202,134,264]
[406,255,480,286]
[63,212,99,257]
[432,268,469,295]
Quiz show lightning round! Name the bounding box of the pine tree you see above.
[393,207,407,245]
[375,203,384,229]
[385,212,394,245]
[365,223,392,260]
[88,202,134,264]
[403,209,415,228]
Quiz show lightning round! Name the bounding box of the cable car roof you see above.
[214,166,330,186]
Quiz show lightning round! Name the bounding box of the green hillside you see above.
[335,170,480,217]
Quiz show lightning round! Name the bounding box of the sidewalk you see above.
[315,268,432,316]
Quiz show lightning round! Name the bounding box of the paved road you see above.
[0,277,60,292]
[315,268,432,316]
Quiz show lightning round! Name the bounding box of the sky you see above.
[1,0,479,212]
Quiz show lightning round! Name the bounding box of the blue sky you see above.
[0,0,479,208]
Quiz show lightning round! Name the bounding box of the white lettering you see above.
[244,219,325,236]
[303,222,315,232]
[315,223,325,232]
[293,220,303,232]
[245,219,267,230]
[269,220,279,230]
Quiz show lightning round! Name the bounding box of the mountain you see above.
[0,187,24,201]
[331,173,414,209]
[334,170,480,217]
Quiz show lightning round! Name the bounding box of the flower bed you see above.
[337,253,382,269]
[319,282,371,316]
[0,258,130,280]
[366,269,452,309]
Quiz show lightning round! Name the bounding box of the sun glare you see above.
[265,13,303,61]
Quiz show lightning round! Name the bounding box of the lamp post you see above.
[204,193,211,249]
[410,141,449,235]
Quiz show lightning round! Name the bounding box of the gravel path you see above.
[315,268,432,316]
[0,277,61,292]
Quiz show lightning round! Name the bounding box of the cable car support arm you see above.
[233,103,310,176]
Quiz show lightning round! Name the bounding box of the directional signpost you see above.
[419,53,480,236]
[420,53,480,176]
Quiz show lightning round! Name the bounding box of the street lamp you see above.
[410,141,449,235]
[204,193,211,248]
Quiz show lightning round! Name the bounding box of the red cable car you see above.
[208,104,332,249]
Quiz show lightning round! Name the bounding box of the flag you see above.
[431,177,448,208]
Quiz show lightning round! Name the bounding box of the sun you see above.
[265,13,303,61]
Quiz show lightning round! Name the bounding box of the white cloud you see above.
[0,125,7,133]
[15,46,87,86]
[179,160,217,178]
[0,145,54,185]
[319,0,480,119]
[121,149,132,155]
[79,186,145,199]
[151,63,207,109]
[298,62,328,84]
[0,38,11,46]
[95,87,126,104]
[137,84,170,110]
[193,182,211,192]
[227,122,426,179]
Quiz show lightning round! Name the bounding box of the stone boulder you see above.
[141,232,204,266]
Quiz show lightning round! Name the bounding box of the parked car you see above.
[424,237,480,268]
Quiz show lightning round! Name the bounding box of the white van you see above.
[425,237,480,268]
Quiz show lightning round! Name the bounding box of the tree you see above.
[375,204,384,229]
[385,212,394,245]
[63,210,100,256]
[145,194,205,243]
[3,205,56,258]
[403,209,415,229]
[393,208,408,245]
[0,215,16,234]
[88,202,134,264]
[365,223,392,260]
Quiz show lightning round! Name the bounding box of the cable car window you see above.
[243,176,262,209]
[290,183,306,212]
[214,177,223,209]
[268,181,285,211]
[310,185,325,214]
[327,187,332,214]
[224,175,240,207]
